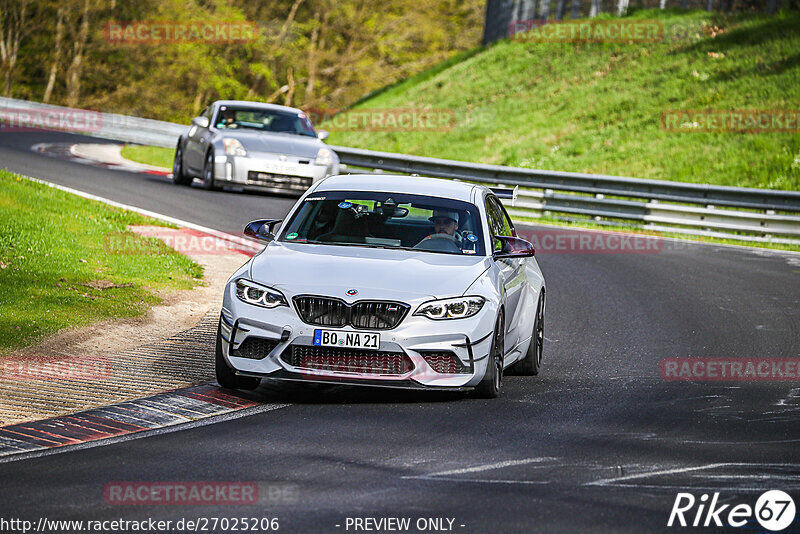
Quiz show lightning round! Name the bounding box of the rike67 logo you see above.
[668,490,796,531]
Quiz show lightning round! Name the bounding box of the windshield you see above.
[214,106,317,137]
[279,191,486,256]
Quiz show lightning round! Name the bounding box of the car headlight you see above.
[235,279,287,308]
[414,296,485,320]
[223,138,247,157]
[315,147,333,166]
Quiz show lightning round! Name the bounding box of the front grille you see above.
[247,171,312,191]
[419,351,469,374]
[284,345,413,375]
[231,337,280,360]
[293,296,409,330]
[351,301,408,329]
[293,296,348,327]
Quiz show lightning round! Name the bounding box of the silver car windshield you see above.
[214,106,317,138]
[279,191,486,256]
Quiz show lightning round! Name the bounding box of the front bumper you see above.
[213,153,334,195]
[219,286,497,389]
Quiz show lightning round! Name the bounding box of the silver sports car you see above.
[216,174,546,398]
[172,100,339,195]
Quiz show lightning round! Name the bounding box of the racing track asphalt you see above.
[1,131,799,533]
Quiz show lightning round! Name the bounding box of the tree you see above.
[65,0,92,107]
[9,0,486,121]
[43,6,64,103]
[0,0,31,96]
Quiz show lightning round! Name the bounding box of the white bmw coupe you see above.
[216,174,546,398]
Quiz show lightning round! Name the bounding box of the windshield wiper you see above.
[287,240,392,249]
[285,239,467,255]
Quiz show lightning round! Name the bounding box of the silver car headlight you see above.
[235,279,287,308]
[315,147,333,166]
[223,138,247,157]
[414,296,485,320]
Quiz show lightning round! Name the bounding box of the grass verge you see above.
[121,144,174,169]
[0,171,203,352]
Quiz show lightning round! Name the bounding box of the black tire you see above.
[202,150,218,190]
[510,291,545,376]
[215,323,261,390]
[475,312,504,399]
[172,142,192,186]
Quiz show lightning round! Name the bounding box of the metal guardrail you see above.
[2,97,799,242]
[329,145,800,241]
[0,97,184,148]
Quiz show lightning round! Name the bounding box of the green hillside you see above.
[325,9,800,190]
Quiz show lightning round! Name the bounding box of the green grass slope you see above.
[327,9,800,190]
[0,172,202,351]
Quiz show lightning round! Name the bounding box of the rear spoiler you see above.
[489,186,519,205]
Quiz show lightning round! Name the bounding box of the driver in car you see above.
[431,210,459,237]
[217,109,237,128]
[415,210,463,251]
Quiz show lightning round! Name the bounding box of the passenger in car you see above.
[316,209,371,244]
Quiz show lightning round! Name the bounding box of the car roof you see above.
[213,100,305,115]
[313,174,482,202]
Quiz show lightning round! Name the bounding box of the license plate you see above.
[313,329,380,349]
[260,161,302,175]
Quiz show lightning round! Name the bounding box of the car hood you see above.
[217,130,324,158]
[248,242,491,303]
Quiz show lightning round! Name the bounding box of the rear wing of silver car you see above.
[489,186,519,205]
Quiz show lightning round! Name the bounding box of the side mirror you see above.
[243,219,282,244]
[192,116,210,129]
[317,130,329,140]
[493,236,535,259]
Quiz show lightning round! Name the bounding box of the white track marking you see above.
[592,483,800,492]
[20,174,261,253]
[405,457,557,479]
[587,462,800,487]
[697,474,800,480]
[408,477,550,485]
[403,461,800,489]
[775,388,800,406]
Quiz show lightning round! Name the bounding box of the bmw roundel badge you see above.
[346,288,358,296]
